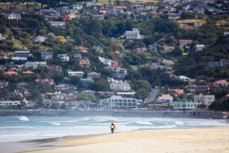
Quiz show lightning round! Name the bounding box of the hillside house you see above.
[24,61,47,69]
[4,71,18,76]
[34,35,47,43]
[0,33,6,40]
[22,70,34,76]
[125,28,143,39]
[213,80,229,87]
[208,59,229,68]
[49,21,66,29]
[194,94,215,105]
[0,81,8,89]
[163,45,175,52]
[168,13,180,20]
[48,65,62,73]
[195,44,205,52]
[54,84,70,91]
[87,72,101,79]
[40,51,53,60]
[98,57,112,66]
[35,78,54,86]
[7,13,21,20]
[57,54,69,62]
[93,46,104,53]
[170,89,184,96]
[68,71,84,78]
[73,53,82,60]
[11,57,27,64]
[14,50,31,57]
[185,84,210,93]
[75,46,88,53]
[179,39,193,47]
[79,58,91,68]
[109,80,131,91]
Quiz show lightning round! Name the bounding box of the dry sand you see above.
[25,127,229,153]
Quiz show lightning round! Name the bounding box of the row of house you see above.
[148,92,215,110]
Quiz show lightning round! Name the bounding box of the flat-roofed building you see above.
[0,101,21,108]
[173,100,201,110]
[98,95,142,110]
[194,94,215,105]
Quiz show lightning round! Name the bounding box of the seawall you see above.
[0,109,228,119]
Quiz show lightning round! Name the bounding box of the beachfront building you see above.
[157,94,173,103]
[173,100,201,110]
[0,101,21,108]
[193,94,215,106]
[98,95,142,110]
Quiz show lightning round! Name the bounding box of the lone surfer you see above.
[110,122,116,134]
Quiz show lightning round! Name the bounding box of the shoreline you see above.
[0,109,228,119]
[20,126,229,153]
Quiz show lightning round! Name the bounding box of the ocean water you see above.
[0,115,228,142]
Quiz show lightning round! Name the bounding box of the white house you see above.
[57,54,69,62]
[49,21,66,29]
[72,4,83,10]
[0,33,6,40]
[98,95,142,110]
[7,13,21,20]
[125,28,144,39]
[195,44,205,52]
[68,71,84,78]
[98,57,112,66]
[24,61,47,69]
[34,35,47,43]
[40,51,53,60]
[109,80,131,91]
[173,100,201,110]
[194,94,215,106]
[14,50,30,57]
[224,31,229,36]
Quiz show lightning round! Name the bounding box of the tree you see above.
[135,88,149,100]
[89,79,109,91]
[57,36,67,44]
[39,29,47,35]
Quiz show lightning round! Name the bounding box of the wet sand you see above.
[22,127,229,153]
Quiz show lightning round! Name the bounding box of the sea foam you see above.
[18,116,29,121]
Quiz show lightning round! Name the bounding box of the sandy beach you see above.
[24,127,229,153]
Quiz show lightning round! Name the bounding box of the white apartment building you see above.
[125,28,143,39]
[109,80,131,91]
[99,95,142,110]
[194,94,215,105]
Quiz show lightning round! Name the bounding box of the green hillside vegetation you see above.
[0,1,228,110]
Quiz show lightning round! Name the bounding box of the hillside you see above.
[0,0,228,111]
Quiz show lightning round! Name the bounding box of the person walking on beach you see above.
[110,122,116,134]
